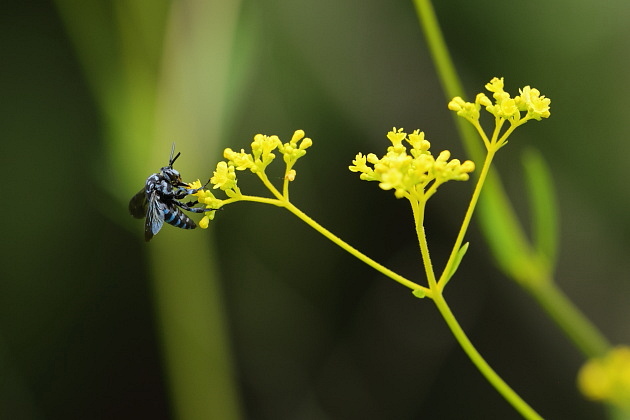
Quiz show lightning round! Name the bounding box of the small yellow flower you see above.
[516,86,551,120]
[290,129,305,144]
[211,161,238,191]
[272,130,313,181]
[387,127,407,148]
[494,92,519,120]
[448,96,481,122]
[225,148,255,171]
[349,152,369,172]
[475,93,492,107]
[187,179,203,190]
[408,130,431,157]
[198,210,219,229]
[251,134,280,169]
[485,76,505,93]
[578,346,630,409]
[199,216,211,229]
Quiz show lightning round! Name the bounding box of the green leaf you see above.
[443,242,469,287]
[522,148,559,272]
[412,289,427,298]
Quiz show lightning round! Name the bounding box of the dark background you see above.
[2,1,630,419]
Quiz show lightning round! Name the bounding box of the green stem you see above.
[528,281,610,358]
[412,0,464,101]
[250,171,429,293]
[411,199,438,290]
[282,200,430,296]
[432,293,543,420]
[413,0,611,363]
[439,148,496,289]
[150,237,241,420]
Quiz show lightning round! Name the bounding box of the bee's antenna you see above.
[169,142,181,166]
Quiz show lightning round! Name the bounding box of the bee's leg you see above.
[173,186,207,198]
[174,200,215,213]
[171,188,193,199]
[175,179,210,194]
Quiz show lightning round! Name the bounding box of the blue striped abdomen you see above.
[162,206,196,230]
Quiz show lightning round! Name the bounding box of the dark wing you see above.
[144,191,165,241]
[129,188,148,219]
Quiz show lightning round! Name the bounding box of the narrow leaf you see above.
[444,242,469,287]
[522,148,559,271]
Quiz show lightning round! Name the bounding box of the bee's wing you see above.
[129,188,148,219]
[145,191,165,242]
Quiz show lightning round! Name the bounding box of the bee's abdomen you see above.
[163,207,197,230]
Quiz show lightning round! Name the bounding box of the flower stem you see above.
[439,148,496,289]
[432,293,544,420]
[248,171,430,295]
[411,199,438,290]
[282,200,430,296]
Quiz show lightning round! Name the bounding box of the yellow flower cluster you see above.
[578,346,630,409]
[350,128,475,201]
[448,77,551,125]
[220,130,312,178]
[187,130,314,228]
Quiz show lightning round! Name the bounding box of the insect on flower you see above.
[129,143,213,241]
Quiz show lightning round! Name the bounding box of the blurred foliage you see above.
[2,0,630,419]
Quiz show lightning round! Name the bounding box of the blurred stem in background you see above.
[412,0,611,361]
[54,1,242,419]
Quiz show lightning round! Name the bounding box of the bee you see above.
[129,143,212,241]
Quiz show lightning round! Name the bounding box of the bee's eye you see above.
[163,168,180,181]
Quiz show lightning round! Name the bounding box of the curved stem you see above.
[282,200,430,296]
[246,169,429,295]
[432,293,543,420]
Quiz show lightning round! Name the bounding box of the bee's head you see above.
[161,142,183,183]
[161,166,182,182]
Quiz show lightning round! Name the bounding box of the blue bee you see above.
[129,143,212,241]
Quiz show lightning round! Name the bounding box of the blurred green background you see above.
[2,1,630,419]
